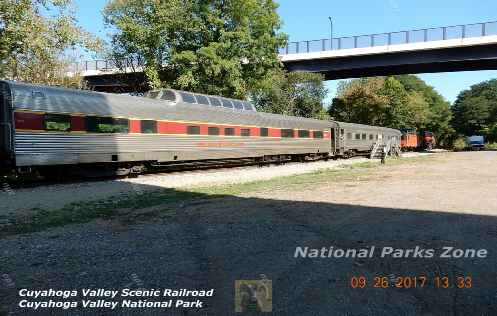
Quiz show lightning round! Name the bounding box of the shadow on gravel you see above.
[1,183,497,316]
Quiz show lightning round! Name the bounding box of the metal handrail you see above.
[282,20,497,54]
[370,140,381,159]
[385,139,394,156]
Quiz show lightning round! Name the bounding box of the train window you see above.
[347,133,352,140]
[376,134,379,140]
[86,116,129,133]
[369,134,374,140]
[187,125,201,135]
[85,116,98,132]
[141,120,157,134]
[362,133,366,140]
[242,102,254,111]
[313,131,323,138]
[355,133,360,140]
[160,90,176,102]
[298,130,310,138]
[221,99,233,108]
[148,91,159,99]
[195,94,210,105]
[209,97,222,107]
[224,127,235,136]
[241,128,250,137]
[179,92,197,104]
[340,129,344,135]
[233,101,244,110]
[260,127,269,137]
[208,127,219,135]
[44,114,71,132]
[281,129,294,138]
[106,118,129,133]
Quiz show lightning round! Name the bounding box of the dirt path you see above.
[248,151,497,215]
[1,152,496,315]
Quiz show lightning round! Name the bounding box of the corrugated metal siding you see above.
[14,132,332,166]
[336,121,401,152]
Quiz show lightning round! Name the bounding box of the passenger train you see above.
[0,81,401,177]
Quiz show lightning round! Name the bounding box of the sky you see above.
[73,0,497,104]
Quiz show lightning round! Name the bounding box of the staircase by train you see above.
[370,140,401,160]
[370,142,387,160]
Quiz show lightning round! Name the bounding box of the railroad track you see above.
[3,155,367,190]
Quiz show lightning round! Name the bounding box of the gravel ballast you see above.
[0,156,394,214]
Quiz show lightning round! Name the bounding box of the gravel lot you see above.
[1,151,496,315]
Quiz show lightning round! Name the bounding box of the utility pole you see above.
[328,17,333,50]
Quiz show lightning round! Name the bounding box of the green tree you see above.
[330,75,455,147]
[329,76,428,129]
[452,79,497,142]
[330,77,387,125]
[394,75,453,146]
[251,70,329,119]
[104,0,287,97]
[0,0,101,86]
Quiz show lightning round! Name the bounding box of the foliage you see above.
[250,70,329,119]
[104,0,287,98]
[452,137,467,151]
[394,75,454,147]
[329,76,427,129]
[452,79,497,142]
[486,143,497,150]
[329,75,454,147]
[0,0,102,86]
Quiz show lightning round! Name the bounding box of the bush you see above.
[452,137,467,151]
[486,143,497,150]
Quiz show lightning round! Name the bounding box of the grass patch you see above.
[1,190,201,237]
[1,155,435,236]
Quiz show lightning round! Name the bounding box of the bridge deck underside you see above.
[282,44,497,80]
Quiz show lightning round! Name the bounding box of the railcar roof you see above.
[336,121,401,134]
[3,81,336,130]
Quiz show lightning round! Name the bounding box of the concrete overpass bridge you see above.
[75,20,497,91]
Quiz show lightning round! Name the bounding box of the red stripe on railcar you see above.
[199,124,209,135]
[70,116,85,132]
[14,112,44,130]
[268,128,280,137]
[233,126,241,136]
[129,119,141,133]
[250,127,259,137]
[158,121,186,134]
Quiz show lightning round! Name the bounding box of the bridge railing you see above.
[279,20,497,55]
[69,58,144,74]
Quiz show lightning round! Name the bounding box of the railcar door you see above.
[0,82,13,167]
[335,125,345,155]
[328,127,336,154]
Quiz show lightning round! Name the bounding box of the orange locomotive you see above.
[400,129,436,151]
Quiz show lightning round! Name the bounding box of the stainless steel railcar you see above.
[0,81,337,174]
[335,122,401,157]
[0,81,401,176]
